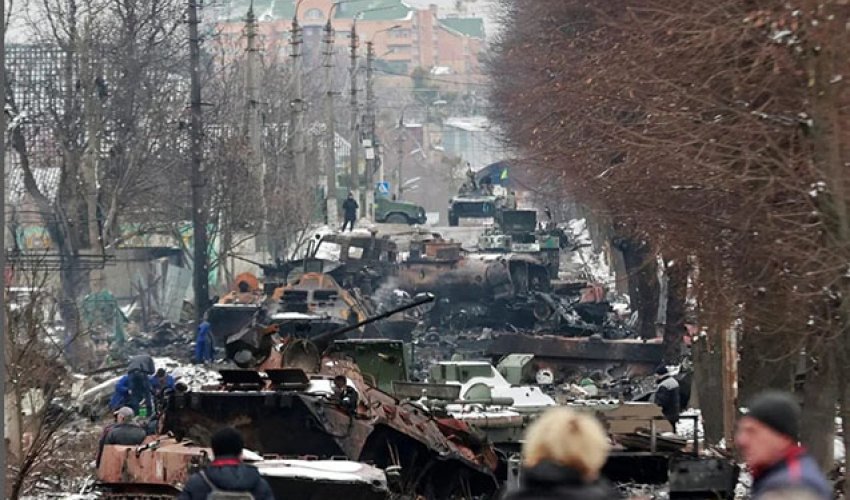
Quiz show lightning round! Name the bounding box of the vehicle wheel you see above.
[448,213,459,226]
[386,213,409,224]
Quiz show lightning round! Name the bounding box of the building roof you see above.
[438,17,485,39]
[336,0,412,20]
[218,0,412,22]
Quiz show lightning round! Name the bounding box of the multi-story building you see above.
[216,0,486,78]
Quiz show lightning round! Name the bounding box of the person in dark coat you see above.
[127,355,155,414]
[178,427,274,500]
[96,407,146,467]
[735,391,831,500]
[194,319,215,364]
[341,193,358,232]
[652,365,681,430]
[332,375,359,414]
[505,407,621,500]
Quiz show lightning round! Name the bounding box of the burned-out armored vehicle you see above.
[97,296,500,499]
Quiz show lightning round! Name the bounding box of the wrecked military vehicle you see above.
[97,296,501,499]
[398,236,552,330]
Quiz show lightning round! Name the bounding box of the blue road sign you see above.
[377,181,390,195]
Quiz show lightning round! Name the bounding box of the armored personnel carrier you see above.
[96,296,500,499]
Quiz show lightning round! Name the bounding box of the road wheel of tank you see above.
[385,213,410,224]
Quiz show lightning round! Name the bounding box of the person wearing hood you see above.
[652,365,681,430]
[505,407,620,500]
[735,391,831,500]
[178,427,274,500]
[127,354,155,415]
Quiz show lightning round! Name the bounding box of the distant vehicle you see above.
[335,187,426,225]
[374,194,427,225]
[447,194,499,226]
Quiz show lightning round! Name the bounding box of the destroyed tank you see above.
[96,295,500,499]
[397,235,552,329]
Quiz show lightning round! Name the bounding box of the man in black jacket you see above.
[341,193,358,232]
[96,407,146,467]
[127,354,155,414]
[178,427,274,500]
[653,365,681,430]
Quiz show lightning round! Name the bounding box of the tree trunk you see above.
[60,264,86,370]
[664,260,688,363]
[692,334,724,445]
[738,323,796,403]
[617,237,659,339]
[800,347,837,471]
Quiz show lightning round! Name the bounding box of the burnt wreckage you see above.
[97,297,500,499]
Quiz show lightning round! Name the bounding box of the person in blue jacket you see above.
[194,318,214,364]
[108,375,131,411]
[149,368,175,396]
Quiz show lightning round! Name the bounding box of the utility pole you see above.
[396,114,405,199]
[322,19,338,227]
[364,41,376,219]
[244,3,262,159]
[188,0,209,321]
[1,0,7,487]
[244,3,265,256]
[349,22,360,211]
[290,16,306,187]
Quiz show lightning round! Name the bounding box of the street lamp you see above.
[370,24,403,43]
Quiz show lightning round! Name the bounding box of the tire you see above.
[448,212,459,226]
[386,213,409,224]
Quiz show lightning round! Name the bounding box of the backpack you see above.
[199,471,255,500]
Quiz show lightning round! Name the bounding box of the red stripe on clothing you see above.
[211,458,242,466]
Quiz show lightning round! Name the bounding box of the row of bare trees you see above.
[489,0,849,478]
[3,3,329,495]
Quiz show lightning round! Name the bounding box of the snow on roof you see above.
[444,116,490,132]
[431,66,453,76]
[6,165,61,204]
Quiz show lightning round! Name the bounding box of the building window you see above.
[392,28,411,38]
[304,8,323,21]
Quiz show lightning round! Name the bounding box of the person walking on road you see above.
[178,427,274,500]
[505,407,621,500]
[735,391,831,500]
[342,193,358,232]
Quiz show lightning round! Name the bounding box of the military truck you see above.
[335,188,426,225]
[374,194,427,225]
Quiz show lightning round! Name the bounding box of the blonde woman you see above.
[505,407,620,500]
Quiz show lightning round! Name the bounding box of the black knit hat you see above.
[745,391,800,441]
[211,427,244,458]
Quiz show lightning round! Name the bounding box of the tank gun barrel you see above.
[311,293,435,348]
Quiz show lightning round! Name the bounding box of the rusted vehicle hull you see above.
[97,438,390,500]
[161,379,499,498]
[398,253,549,302]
